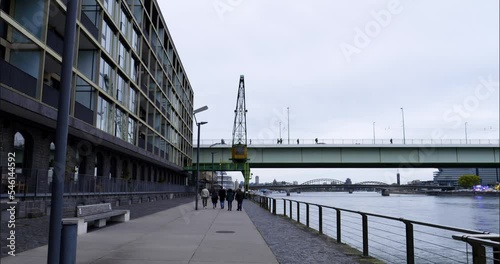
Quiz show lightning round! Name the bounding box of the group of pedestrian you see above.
[200,187,245,211]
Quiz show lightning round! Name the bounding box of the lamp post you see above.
[193,105,208,211]
[195,121,207,210]
[373,122,376,144]
[400,107,406,144]
[287,107,290,144]
[211,152,216,189]
[279,121,282,141]
[465,122,468,144]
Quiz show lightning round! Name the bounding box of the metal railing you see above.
[198,138,500,145]
[0,167,193,200]
[251,195,500,264]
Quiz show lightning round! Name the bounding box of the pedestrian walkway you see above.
[2,202,278,264]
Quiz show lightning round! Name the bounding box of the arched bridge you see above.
[301,178,345,185]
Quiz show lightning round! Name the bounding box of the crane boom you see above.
[231,75,248,162]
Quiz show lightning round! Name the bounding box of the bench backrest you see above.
[77,203,112,217]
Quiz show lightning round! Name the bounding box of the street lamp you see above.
[211,152,216,189]
[373,122,376,144]
[287,107,290,144]
[193,105,208,211]
[400,107,406,144]
[195,121,207,210]
[465,122,468,144]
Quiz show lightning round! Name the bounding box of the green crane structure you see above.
[231,75,251,191]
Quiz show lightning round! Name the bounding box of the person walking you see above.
[201,187,209,208]
[226,188,235,211]
[218,188,227,209]
[211,188,218,209]
[235,188,244,211]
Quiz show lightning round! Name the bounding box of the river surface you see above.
[268,192,500,263]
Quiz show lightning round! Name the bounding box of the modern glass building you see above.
[0,0,194,190]
[433,168,500,186]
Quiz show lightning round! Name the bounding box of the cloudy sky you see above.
[158,0,499,184]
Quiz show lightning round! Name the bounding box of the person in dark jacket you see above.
[235,188,244,211]
[226,189,235,211]
[211,189,218,209]
[218,188,227,209]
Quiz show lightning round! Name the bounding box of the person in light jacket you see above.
[226,189,235,211]
[201,187,209,208]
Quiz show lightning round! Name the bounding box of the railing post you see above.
[283,199,286,216]
[318,206,323,234]
[336,209,341,243]
[404,221,415,264]
[272,199,276,215]
[361,213,369,257]
[470,243,486,264]
[297,201,300,223]
[289,200,292,219]
[306,203,309,227]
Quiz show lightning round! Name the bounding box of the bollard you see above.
[60,219,78,264]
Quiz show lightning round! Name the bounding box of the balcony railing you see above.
[0,58,37,98]
[0,167,193,200]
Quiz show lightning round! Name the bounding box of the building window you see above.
[75,77,95,124]
[99,57,114,96]
[101,21,114,55]
[96,96,112,133]
[115,108,127,140]
[116,74,127,107]
[129,88,136,113]
[132,29,139,53]
[120,8,130,39]
[128,117,136,144]
[12,0,44,40]
[103,0,115,18]
[118,40,126,69]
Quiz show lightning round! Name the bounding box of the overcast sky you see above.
[159,0,499,184]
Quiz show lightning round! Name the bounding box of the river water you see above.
[268,192,500,263]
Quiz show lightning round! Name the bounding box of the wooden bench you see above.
[63,203,130,235]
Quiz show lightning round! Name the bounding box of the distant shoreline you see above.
[425,191,500,197]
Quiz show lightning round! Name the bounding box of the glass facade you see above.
[0,0,195,169]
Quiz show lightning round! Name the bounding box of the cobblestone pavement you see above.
[245,201,377,264]
[0,196,193,258]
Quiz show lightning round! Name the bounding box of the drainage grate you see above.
[216,231,235,233]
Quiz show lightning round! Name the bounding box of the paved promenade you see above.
[1,202,278,264]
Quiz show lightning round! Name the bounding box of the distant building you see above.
[255,176,259,185]
[215,171,233,189]
[293,181,298,185]
[433,168,500,186]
